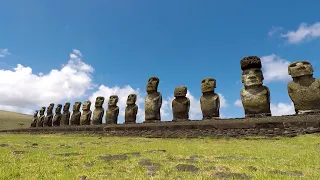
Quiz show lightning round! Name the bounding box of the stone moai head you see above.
[55,104,62,114]
[82,100,91,111]
[73,102,81,111]
[240,56,264,87]
[39,107,46,116]
[127,94,137,105]
[288,61,314,78]
[63,102,70,112]
[33,110,38,117]
[95,96,105,108]
[174,86,187,97]
[201,78,216,93]
[47,103,54,114]
[108,95,119,106]
[146,76,159,93]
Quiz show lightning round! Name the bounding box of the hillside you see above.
[0,110,32,130]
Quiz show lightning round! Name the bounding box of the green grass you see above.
[0,110,32,130]
[0,134,319,179]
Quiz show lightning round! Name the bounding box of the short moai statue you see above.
[144,77,162,123]
[105,95,119,124]
[70,102,82,125]
[200,78,220,119]
[52,104,62,126]
[30,110,38,127]
[92,96,105,125]
[240,56,271,117]
[80,100,92,125]
[37,107,46,127]
[61,102,71,126]
[125,94,138,124]
[43,103,54,127]
[172,86,190,121]
[287,61,320,114]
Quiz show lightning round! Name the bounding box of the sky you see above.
[1,0,320,123]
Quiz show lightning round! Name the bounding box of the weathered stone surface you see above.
[287,61,320,114]
[105,95,119,124]
[200,78,220,119]
[70,102,81,125]
[52,104,62,126]
[125,94,138,124]
[172,86,190,121]
[80,100,92,125]
[43,103,54,127]
[240,56,271,117]
[92,96,105,125]
[145,77,162,123]
[30,110,38,127]
[61,102,71,126]
[36,107,46,127]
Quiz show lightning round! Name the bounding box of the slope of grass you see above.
[0,133,319,179]
[0,110,32,130]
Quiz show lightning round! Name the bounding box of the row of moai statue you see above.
[31,56,320,127]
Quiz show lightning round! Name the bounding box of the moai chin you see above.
[61,102,71,126]
[200,78,220,119]
[144,76,162,123]
[30,110,38,127]
[240,56,271,117]
[80,100,92,125]
[37,107,46,127]
[92,96,105,125]
[105,95,119,124]
[52,104,62,126]
[43,103,54,127]
[125,94,138,124]
[70,102,82,125]
[287,61,320,114]
[172,86,190,121]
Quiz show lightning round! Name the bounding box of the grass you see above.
[0,110,32,130]
[0,133,319,179]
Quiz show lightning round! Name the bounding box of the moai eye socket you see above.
[201,79,206,83]
[289,63,297,67]
[302,61,310,65]
[242,71,249,75]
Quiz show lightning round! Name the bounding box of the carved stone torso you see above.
[61,111,70,126]
[52,114,62,126]
[80,110,92,125]
[105,106,119,124]
[145,92,162,121]
[200,93,219,119]
[37,115,45,127]
[70,111,81,125]
[43,115,53,127]
[31,117,38,127]
[92,108,104,125]
[172,97,190,121]
[125,104,138,123]
[241,85,271,117]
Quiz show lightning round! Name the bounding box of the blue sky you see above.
[1,0,320,123]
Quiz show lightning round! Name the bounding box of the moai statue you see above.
[200,78,220,119]
[125,94,138,124]
[52,104,62,126]
[37,107,46,127]
[92,96,105,125]
[43,103,54,127]
[240,56,271,117]
[80,100,92,125]
[105,95,119,124]
[287,61,320,114]
[70,102,82,125]
[30,110,38,127]
[61,102,71,126]
[172,86,190,121]
[144,77,162,123]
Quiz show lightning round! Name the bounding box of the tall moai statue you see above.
[92,96,105,125]
[200,78,220,119]
[30,110,38,127]
[240,56,271,117]
[61,102,71,126]
[37,107,46,127]
[144,77,162,123]
[43,103,54,127]
[287,61,320,114]
[80,100,92,125]
[172,86,190,121]
[70,102,82,125]
[52,104,62,126]
[125,94,138,124]
[105,95,119,124]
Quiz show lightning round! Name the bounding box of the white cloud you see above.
[281,22,320,44]
[0,48,10,58]
[268,26,283,36]
[234,99,242,107]
[261,54,291,82]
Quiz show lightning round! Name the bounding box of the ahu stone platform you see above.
[1,115,320,138]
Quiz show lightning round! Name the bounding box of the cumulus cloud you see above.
[0,48,10,58]
[234,99,242,107]
[268,26,283,36]
[261,54,291,82]
[281,22,320,44]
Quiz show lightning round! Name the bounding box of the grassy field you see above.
[0,110,32,130]
[0,133,319,179]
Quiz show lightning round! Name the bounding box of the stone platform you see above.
[1,115,320,138]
